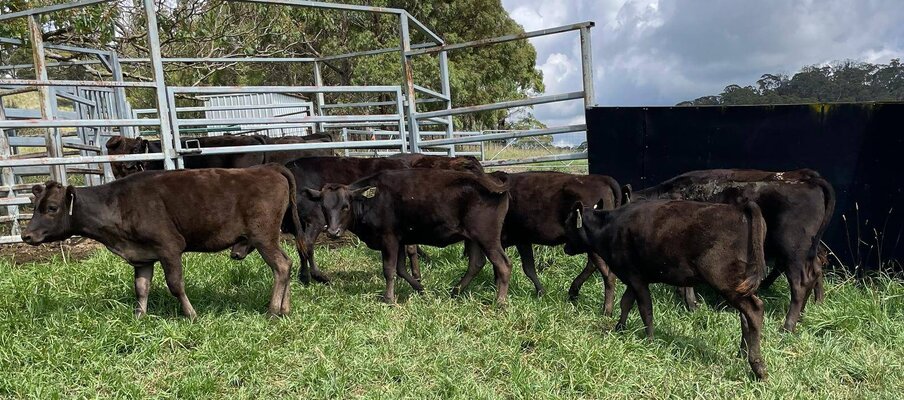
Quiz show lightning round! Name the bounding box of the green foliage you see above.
[2,0,543,130]
[679,59,904,106]
[1,244,903,397]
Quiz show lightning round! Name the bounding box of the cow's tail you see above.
[475,171,509,194]
[739,199,767,296]
[273,164,307,255]
[807,173,836,262]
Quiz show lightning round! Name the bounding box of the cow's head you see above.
[304,183,377,238]
[563,200,603,255]
[21,182,77,245]
[105,135,150,178]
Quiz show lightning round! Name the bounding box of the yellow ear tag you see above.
[576,209,583,229]
[362,187,377,199]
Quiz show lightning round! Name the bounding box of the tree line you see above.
[678,59,904,106]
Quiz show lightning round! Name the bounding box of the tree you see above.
[1,0,543,130]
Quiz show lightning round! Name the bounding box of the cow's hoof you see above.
[781,322,797,333]
[534,289,545,298]
[450,287,462,298]
[134,309,146,319]
[751,361,767,381]
[603,306,613,317]
[311,272,331,284]
[298,272,312,285]
[614,322,627,332]
[567,291,579,302]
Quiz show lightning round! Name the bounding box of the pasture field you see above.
[1,242,903,399]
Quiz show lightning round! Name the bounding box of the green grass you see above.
[1,243,903,398]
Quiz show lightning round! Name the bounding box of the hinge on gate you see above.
[178,139,202,154]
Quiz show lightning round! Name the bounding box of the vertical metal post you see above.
[312,61,326,134]
[108,51,134,138]
[166,88,185,169]
[142,0,177,170]
[0,100,20,236]
[341,127,349,156]
[438,50,454,156]
[394,88,407,153]
[579,25,595,108]
[28,15,67,183]
[398,14,419,153]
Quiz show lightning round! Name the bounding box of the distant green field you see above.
[1,243,902,398]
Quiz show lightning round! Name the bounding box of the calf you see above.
[624,168,834,332]
[564,199,768,380]
[459,171,621,313]
[20,164,306,318]
[304,169,513,303]
[105,135,265,178]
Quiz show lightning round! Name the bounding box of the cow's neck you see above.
[69,186,119,242]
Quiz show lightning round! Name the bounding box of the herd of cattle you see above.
[19,134,836,380]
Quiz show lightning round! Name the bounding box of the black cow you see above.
[459,171,621,313]
[623,168,834,332]
[304,169,513,303]
[564,199,768,380]
[105,135,266,179]
[21,164,306,318]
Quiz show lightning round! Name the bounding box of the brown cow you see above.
[105,135,266,178]
[459,171,621,314]
[20,164,306,318]
[304,169,513,303]
[621,168,834,332]
[390,153,484,175]
[563,199,768,380]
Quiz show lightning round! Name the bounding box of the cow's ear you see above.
[105,135,123,150]
[622,184,632,204]
[31,184,44,197]
[594,199,606,210]
[133,137,148,154]
[352,186,377,199]
[303,188,322,200]
[65,186,76,216]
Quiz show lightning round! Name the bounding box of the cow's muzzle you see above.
[20,231,43,246]
[327,227,343,238]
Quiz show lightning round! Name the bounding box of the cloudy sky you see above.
[500,0,904,145]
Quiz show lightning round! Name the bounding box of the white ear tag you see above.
[69,194,74,216]
[362,187,377,198]
[576,209,583,229]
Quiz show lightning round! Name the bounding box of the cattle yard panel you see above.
[0,0,596,244]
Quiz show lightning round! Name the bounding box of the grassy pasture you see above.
[0,242,903,399]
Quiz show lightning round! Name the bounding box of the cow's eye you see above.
[47,205,59,213]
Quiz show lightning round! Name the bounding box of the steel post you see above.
[399,15,419,153]
[313,61,326,134]
[28,16,67,183]
[142,0,177,170]
[438,51,454,156]
[579,26,595,107]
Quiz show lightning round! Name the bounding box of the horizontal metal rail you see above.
[317,42,435,62]
[0,87,39,97]
[415,91,584,119]
[414,85,449,100]
[169,85,401,94]
[0,0,113,22]
[320,98,442,109]
[232,0,404,15]
[0,79,156,88]
[187,140,405,156]
[407,21,594,56]
[175,114,399,126]
[420,124,586,147]
[0,153,166,168]
[0,119,162,129]
[135,102,312,114]
[0,37,112,56]
[482,151,588,167]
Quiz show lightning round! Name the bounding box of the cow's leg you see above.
[406,245,422,282]
[615,287,636,331]
[451,241,485,297]
[480,241,513,304]
[381,245,400,304]
[676,287,698,311]
[631,281,655,339]
[516,243,544,297]
[396,244,424,293]
[735,295,767,380]
[132,263,154,318]
[256,242,293,316]
[159,254,197,319]
[590,253,616,316]
[568,257,597,301]
[298,225,330,284]
[783,260,811,332]
[813,270,825,303]
[416,246,431,263]
[738,312,751,358]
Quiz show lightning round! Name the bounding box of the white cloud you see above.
[501,0,904,146]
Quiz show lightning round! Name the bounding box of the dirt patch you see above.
[0,238,103,264]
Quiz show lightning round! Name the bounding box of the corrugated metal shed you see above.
[201,93,314,137]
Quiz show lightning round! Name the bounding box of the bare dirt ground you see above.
[0,238,103,264]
